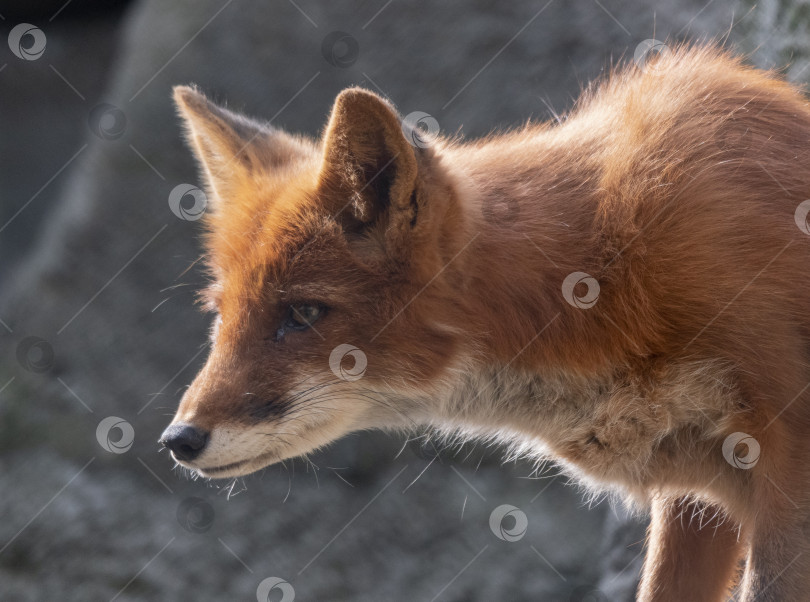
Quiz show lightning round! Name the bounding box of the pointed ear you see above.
[318,88,419,245]
[173,85,311,202]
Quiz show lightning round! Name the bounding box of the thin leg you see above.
[637,495,745,602]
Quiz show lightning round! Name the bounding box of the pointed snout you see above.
[159,422,209,462]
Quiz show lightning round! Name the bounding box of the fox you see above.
[160,44,810,601]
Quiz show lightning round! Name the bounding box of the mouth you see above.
[179,449,280,479]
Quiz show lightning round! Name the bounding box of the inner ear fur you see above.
[173,85,312,202]
[318,88,419,240]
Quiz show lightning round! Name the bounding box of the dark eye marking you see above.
[287,303,324,330]
[274,302,327,342]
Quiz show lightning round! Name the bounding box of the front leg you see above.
[737,503,810,600]
[637,495,744,602]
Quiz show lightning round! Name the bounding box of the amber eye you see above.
[286,303,324,331]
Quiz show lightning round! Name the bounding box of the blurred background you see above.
[1,1,808,600]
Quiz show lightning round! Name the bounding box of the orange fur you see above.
[165,45,810,600]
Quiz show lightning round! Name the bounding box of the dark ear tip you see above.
[335,86,396,116]
[335,86,377,100]
[173,85,208,112]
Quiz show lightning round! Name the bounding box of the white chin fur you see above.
[179,406,365,478]
[190,449,282,479]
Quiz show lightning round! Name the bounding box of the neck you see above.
[437,130,625,377]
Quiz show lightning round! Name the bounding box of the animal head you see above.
[160,86,471,478]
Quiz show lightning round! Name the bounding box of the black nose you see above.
[159,423,209,462]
